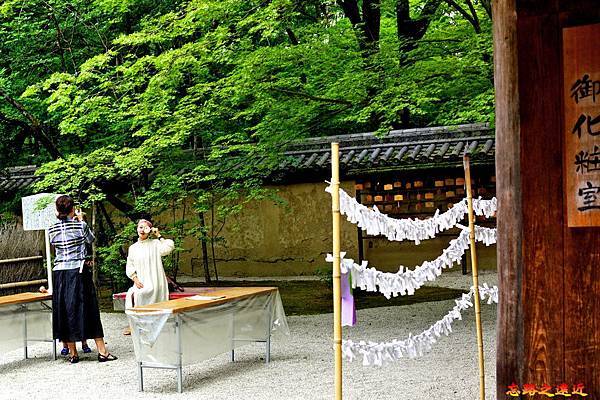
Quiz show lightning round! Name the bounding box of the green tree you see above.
[1,0,494,283]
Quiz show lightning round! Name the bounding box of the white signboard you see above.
[21,193,62,231]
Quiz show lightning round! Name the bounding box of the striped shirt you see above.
[48,217,95,271]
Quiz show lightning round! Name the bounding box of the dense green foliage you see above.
[0,0,493,282]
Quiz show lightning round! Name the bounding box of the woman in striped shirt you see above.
[49,195,117,364]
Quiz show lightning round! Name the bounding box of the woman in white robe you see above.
[125,219,175,311]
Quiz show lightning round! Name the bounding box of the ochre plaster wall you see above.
[364,230,496,272]
[181,181,359,277]
[109,180,496,278]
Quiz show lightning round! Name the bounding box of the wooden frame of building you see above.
[494,1,599,398]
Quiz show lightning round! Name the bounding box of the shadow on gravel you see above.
[99,281,467,316]
[0,355,50,373]
[141,355,279,393]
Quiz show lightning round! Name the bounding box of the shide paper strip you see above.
[325,185,497,245]
[341,284,498,366]
[326,226,497,299]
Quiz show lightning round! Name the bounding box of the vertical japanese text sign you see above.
[563,23,600,227]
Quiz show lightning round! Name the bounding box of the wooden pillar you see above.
[493,1,600,399]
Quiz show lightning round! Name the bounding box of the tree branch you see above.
[269,87,352,105]
[338,0,380,56]
[361,0,381,43]
[285,28,299,45]
[397,0,442,58]
[42,1,77,73]
[443,0,480,33]
[337,0,362,26]
[0,89,62,159]
[480,0,492,20]
[464,0,481,31]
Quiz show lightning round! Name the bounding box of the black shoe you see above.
[68,355,79,364]
[98,353,117,362]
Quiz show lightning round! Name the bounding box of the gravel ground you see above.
[0,271,499,400]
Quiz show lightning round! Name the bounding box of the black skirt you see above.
[52,267,104,342]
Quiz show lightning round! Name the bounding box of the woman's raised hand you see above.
[75,209,84,222]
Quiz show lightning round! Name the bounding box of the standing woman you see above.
[124,219,175,318]
[49,195,117,363]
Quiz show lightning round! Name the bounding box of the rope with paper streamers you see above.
[326,225,496,299]
[341,283,498,366]
[325,185,497,244]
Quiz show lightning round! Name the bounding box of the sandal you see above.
[68,355,79,364]
[98,353,118,362]
[60,347,69,356]
[82,344,92,354]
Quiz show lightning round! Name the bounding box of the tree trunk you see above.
[198,212,212,284]
[396,0,442,62]
[97,201,127,259]
[0,89,62,159]
[210,199,219,282]
[362,0,381,44]
[337,0,381,57]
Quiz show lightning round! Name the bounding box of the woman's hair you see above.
[137,219,153,228]
[55,195,74,221]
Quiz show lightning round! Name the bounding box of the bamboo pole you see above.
[463,154,485,400]
[0,256,44,265]
[0,279,48,290]
[331,142,342,400]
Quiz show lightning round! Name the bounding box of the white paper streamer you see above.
[326,226,496,299]
[325,186,497,244]
[341,284,498,366]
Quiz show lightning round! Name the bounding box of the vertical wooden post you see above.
[463,154,485,400]
[492,0,524,396]
[331,142,342,400]
[92,201,98,291]
[44,229,53,294]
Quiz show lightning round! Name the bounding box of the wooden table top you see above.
[129,287,278,314]
[0,292,52,307]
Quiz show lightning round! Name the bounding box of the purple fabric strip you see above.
[341,271,356,326]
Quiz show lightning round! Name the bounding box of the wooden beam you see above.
[0,279,47,290]
[0,256,44,265]
[492,0,524,397]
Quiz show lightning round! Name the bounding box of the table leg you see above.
[52,339,57,361]
[176,315,183,393]
[138,362,144,392]
[230,311,236,362]
[23,305,28,360]
[265,300,272,364]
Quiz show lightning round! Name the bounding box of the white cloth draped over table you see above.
[125,238,175,310]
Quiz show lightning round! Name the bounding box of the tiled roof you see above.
[0,124,495,192]
[282,123,494,173]
[0,166,39,193]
